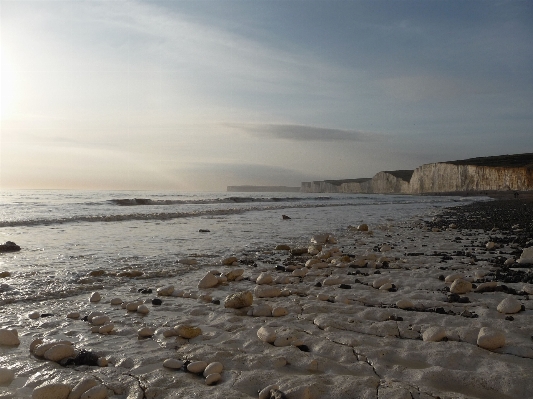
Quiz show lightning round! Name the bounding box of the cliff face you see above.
[410,163,533,193]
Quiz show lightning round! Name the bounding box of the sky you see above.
[1,0,532,191]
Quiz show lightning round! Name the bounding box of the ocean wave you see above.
[108,196,331,206]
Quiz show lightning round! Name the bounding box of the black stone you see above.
[505,316,514,321]
[438,275,445,281]
[151,298,163,306]
[275,265,286,272]
[211,299,221,305]
[199,229,210,233]
[296,345,310,352]
[374,270,381,274]
[448,293,460,303]
[315,282,322,287]
[435,307,446,314]
[65,349,99,366]
[40,313,54,318]
[457,296,470,303]
[339,284,351,289]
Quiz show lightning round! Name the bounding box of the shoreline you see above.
[1,198,532,398]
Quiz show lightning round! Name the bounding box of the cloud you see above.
[224,123,380,142]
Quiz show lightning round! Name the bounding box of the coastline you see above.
[1,197,532,398]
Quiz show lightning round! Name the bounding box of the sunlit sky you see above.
[1,1,532,191]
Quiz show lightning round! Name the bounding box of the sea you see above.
[0,190,485,305]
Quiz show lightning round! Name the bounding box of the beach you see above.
[1,192,532,399]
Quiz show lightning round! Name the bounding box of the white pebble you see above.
[137,305,150,314]
[257,326,276,343]
[422,326,446,342]
[163,358,184,369]
[44,344,75,362]
[203,362,223,377]
[187,361,208,374]
[29,311,40,319]
[99,323,114,334]
[32,383,71,399]
[205,373,221,385]
[91,315,110,326]
[477,327,505,350]
[138,327,154,338]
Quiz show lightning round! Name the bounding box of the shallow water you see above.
[0,190,483,303]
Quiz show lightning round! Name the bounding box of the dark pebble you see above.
[457,296,470,303]
[199,229,210,233]
[212,299,221,305]
[435,307,446,314]
[505,316,514,321]
[438,275,445,281]
[374,271,381,274]
[140,289,152,294]
[448,293,460,303]
[315,282,322,287]
[339,284,351,289]
[64,349,99,366]
[151,298,163,306]
[275,265,286,272]
[40,313,54,318]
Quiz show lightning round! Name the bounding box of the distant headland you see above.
[228,153,533,194]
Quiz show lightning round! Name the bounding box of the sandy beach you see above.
[1,197,533,399]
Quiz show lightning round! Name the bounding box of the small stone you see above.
[0,271,11,278]
[89,292,101,303]
[450,279,472,294]
[357,224,369,231]
[272,307,288,317]
[87,311,104,322]
[256,272,273,285]
[44,344,75,362]
[178,258,198,265]
[187,361,208,374]
[257,326,276,343]
[486,242,496,250]
[497,297,522,314]
[0,329,19,346]
[97,357,108,367]
[32,383,71,399]
[80,385,107,399]
[67,312,80,319]
[163,358,184,369]
[205,373,221,386]
[477,327,505,350]
[138,327,154,338]
[317,293,329,301]
[152,298,163,306]
[273,336,294,347]
[126,302,140,312]
[28,311,40,319]
[396,299,414,309]
[372,276,392,289]
[222,256,238,265]
[444,273,463,283]
[252,304,272,317]
[380,244,392,252]
[175,325,202,339]
[323,277,344,286]
[157,285,175,296]
[273,357,287,367]
[91,315,110,326]
[98,323,114,334]
[0,367,15,385]
[198,272,219,289]
[379,283,393,291]
[29,338,43,353]
[254,285,282,298]
[292,268,308,277]
[110,298,123,305]
[475,281,497,293]
[69,379,98,399]
[203,362,223,377]
[137,305,150,314]
[225,268,244,281]
[224,291,253,308]
[422,326,446,342]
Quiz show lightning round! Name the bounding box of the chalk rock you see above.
[138,327,154,338]
[91,315,110,326]
[89,292,101,303]
[87,311,104,322]
[256,272,273,285]
[110,298,123,306]
[80,385,107,399]
[252,304,272,317]
[225,268,244,281]
[372,276,392,289]
[450,279,472,294]
[203,362,223,377]
[0,367,15,385]
[224,291,253,309]
[254,285,281,298]
[477,327,505,350]
[497,297,522,314]
[222,256,238,266]
[187,361,208,374]
[0,329,19,346]
[422,326,446,342]
[34,341,72,357]
[69,379,98,399]
[28,311,40,319]
[257,326,276,343]
[444,273,463,283]
[163,358,184,369]
[32,383,71,399]
[44,344,75,362]
[292,267,308,277]
[311,233,330,245]
[517,247,533,265]
[157,285,174,296]
[205,373,221,385]
[99,323,114,334]
[137,305,149,314]
[175,325,202,339]
[272,307,288,317]
[475,281,498,292]
[323,277,344,286]
[396,299,414,309]
[198,272,219,289]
